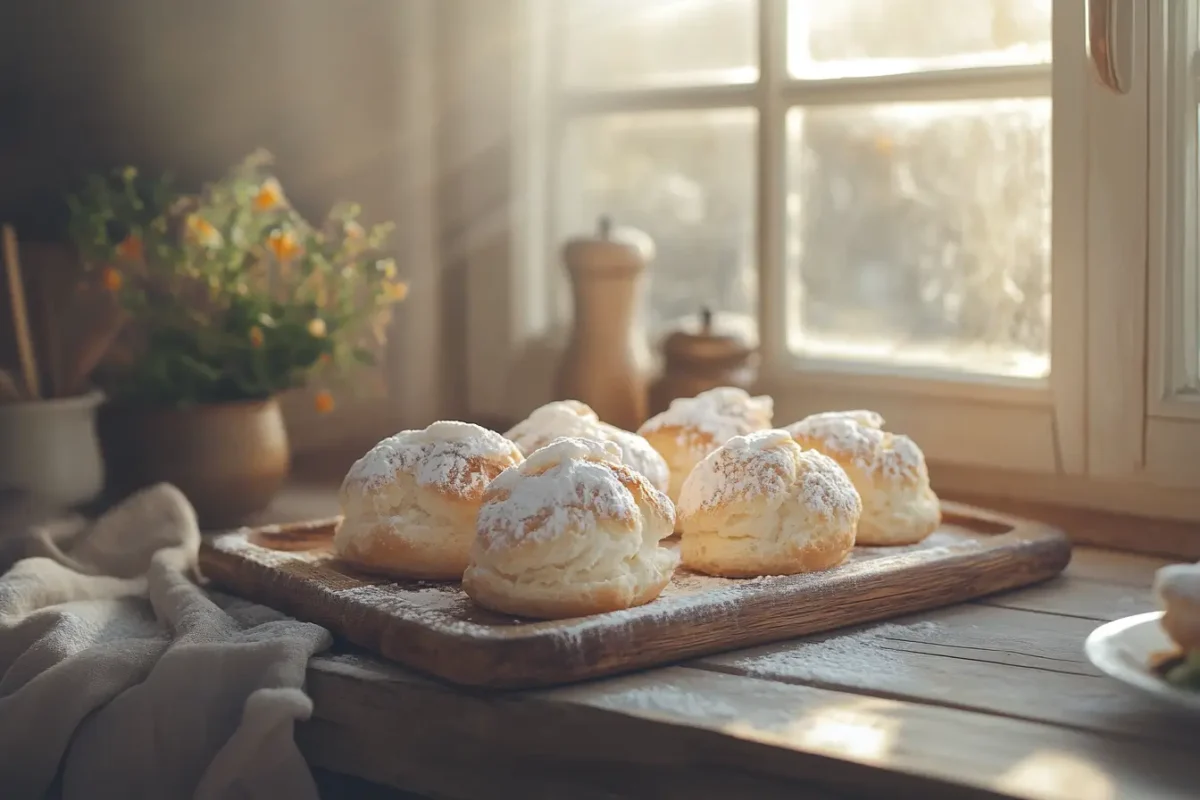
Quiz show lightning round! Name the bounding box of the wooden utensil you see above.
[2,225,40,400]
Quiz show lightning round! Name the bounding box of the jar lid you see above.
[661,308,757,366]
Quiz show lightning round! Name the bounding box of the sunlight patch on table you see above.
[724,697,899,763]
[995,750,1114,800]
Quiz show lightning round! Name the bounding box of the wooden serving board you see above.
[201,501,1071,689]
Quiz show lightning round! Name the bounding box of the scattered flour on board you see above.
[333,583,487,637]
[337,584,465,614]
[343,420,521,499]
[475,438,636,550]
[640,387,773,453]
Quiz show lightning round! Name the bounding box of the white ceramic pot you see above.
[0,390,105,508]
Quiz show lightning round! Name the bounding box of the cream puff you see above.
[505,400,670,492]
[464,437,677,619]
[678,429,861,578]
[335,421,524,579]
[638,386,773,504]
[787,410,939,546]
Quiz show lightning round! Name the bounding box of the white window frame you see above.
[1146,0,1200,487]
[462,0,1200,521]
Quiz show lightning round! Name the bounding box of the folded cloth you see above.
[0,483,333,800]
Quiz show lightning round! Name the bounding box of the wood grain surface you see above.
[202,501,1071,689]
[298,546,1200,800]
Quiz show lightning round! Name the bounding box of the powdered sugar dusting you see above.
[677,430,861,525]
[343,421,522,500]
[678,430,796,515]
[476,437,639,550]
[786,410,924,481]
[639,387,773,453]
[505,401,601,452]
[505,401,670,491]
[796,449,863,523]
[600,423,671,492]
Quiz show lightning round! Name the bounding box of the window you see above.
[553,0,1053,378]
[460,0,1200,519]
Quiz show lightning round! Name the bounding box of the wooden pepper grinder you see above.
[648,307,759,416]
[554,216,652,431]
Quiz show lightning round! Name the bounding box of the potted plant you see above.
[67,151,408,528]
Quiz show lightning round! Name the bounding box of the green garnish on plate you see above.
[1164,650,1200,690]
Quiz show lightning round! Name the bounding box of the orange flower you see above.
[101,266,122,292]
[313,390,335,414]
[115,234,142,261]
[249,326,264,348]
[185,214,224,248]
[267,229,302,261]
[253,177,286,211]
[383,280,409,302]
[307,318,327,338]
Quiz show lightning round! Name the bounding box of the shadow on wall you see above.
[0,0,413,239]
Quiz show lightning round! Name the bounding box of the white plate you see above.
[1085,611,1200,713]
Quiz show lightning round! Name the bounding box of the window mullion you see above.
[782,63,1051,106]
[757,0,789,369]
[558,84,758,115]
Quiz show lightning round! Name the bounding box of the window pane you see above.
[558,110,757,336]
[786,100,1051,378]
[788,0,1052,79]
[561,0,757,89]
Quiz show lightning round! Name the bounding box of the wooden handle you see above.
[2,225,40,400]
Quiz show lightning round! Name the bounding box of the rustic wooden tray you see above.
[200,501,1071,689]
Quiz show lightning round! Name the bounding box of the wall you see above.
[1,0,413,235]
[0,0,462,445]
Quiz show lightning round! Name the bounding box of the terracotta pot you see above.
[100,397,290,529]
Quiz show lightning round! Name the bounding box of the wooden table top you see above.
[255,496,1194,799]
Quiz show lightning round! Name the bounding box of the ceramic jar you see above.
[649,308,759,416]
[0,389,105,508]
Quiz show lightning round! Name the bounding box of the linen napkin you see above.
[0,483,333,800]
